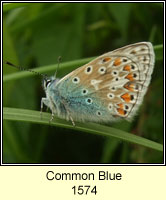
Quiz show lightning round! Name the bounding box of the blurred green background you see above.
[3,2,163,164]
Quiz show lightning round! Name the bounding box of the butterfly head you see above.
[43,76,60,92]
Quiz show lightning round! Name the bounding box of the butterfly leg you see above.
[40,97,51,119]
[40,98,44,119]
[69,115,75,126]
[49,111,55,124]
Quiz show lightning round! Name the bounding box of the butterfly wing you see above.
[56,42,155,122]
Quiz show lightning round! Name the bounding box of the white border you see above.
[1,0,165,166]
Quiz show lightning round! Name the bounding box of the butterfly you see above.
[41,42,155,126]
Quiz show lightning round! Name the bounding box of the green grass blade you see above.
[3,107,163,152]
[154,44,163,61]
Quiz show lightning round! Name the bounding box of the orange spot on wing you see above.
[114,58,121,66]
[124,83,134,92]
[125,73,134,81]
[103,57,111,62]
[123,65,131,71]
[121,93,131,103]
[117,103,124,109]
[117,108,126,116]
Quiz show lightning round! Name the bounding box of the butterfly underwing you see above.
[41,42,155,126]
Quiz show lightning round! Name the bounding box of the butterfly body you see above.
[41,42,155,125]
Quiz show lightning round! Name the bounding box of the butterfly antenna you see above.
[54,56,61,78]
[5,61,48,80]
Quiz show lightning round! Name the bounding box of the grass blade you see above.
[3,107,163,152]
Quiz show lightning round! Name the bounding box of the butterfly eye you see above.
[45,80,52,87]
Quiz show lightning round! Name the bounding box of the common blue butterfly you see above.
[41,42,155,126]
